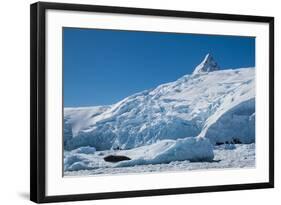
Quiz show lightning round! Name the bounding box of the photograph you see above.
[63,28,256,176]
[30,2,274,202]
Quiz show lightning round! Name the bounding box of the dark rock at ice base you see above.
[104,155,131,163]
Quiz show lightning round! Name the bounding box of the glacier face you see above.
[64,54,255,153]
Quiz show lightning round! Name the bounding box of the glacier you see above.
[64,54,255,173]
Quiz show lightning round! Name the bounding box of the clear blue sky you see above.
[63,27,255,107]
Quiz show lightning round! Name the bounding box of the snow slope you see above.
[64,54,255,154]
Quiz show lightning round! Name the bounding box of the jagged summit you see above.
[192,53,220,75]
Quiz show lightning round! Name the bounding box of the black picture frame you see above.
[30,1,274,203]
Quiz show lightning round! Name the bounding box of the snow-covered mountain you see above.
[64,54,255,153]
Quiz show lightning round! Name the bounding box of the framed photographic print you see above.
[30,2,274,203]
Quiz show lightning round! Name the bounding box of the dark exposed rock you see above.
[233,138,242,144]
[104,155,131,163]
